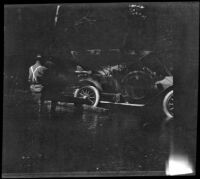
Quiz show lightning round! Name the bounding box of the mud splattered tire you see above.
[163,90,174,118]
[74,86,100,107]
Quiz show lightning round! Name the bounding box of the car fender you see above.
[145,85,173,106]
[156,76,173,90]
[78,78,103,91]
[160,86,173,97]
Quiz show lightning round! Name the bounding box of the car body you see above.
[73,51,174,118]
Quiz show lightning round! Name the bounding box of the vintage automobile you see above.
[73,50,174,118]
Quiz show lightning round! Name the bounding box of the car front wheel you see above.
[163,90,174,118]
[74,86,100,107]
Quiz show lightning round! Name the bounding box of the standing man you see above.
[28,54,48,113]
[44,60,58,114]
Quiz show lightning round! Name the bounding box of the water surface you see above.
[3,91,170,174]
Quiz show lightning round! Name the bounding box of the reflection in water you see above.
[3,95,172,174]
[82,112,99,132]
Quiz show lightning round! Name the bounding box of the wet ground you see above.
[3,90,171,176]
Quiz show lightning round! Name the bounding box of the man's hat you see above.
[36,54,42,58]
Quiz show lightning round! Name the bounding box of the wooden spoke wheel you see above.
[74,86,100,107]
[163,90,174,118]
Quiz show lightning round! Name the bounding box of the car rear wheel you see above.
[163,90,174,118]
[74,86,100,107]
[123,71,153,100]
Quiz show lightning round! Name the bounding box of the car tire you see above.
[163,90,174,118]
[74,86,100,107]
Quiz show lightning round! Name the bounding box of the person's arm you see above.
[41,67,50,86]
[28,67,32,83]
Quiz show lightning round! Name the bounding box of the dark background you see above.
[4,2,180,90]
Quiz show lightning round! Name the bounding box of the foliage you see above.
[4,3,184,90]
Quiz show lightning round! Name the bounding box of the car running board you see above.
[100,101,145,107]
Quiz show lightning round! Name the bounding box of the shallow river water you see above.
[3,91,171,176]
